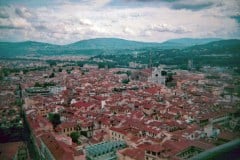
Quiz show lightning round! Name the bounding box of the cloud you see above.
[0,6,32,30]
[0,10,9,18]
[124,0,179,2]
[171,2,213,11]
[148,24,190,34]
[15,7,32,18]
[108,0,214,11]
[0,0,239,44]
[78,19,93,26]
[123,27,135,35]
[231,15,240,23]
[0,17,32,29]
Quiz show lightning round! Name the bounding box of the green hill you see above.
[0,38,236,58]
[68,38,160,49]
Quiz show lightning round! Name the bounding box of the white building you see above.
[148,67,166,85]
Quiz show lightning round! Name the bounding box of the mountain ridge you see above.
[0,38,239,58]
[0,37,225,46]
[68,38,161,49]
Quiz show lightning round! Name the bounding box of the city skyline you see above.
[0,0,240,44]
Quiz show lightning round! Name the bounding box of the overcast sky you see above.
[0,0,239,44]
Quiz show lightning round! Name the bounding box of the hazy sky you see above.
[0,0,239,44]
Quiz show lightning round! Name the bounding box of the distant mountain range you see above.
[0,37,239,58]
[68,38,221,49]
[68,38,160,49]
[162,38,222,49]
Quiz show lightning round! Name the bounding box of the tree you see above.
[47,60,57,67]
[166,73,173,83]
[122,79,130,84]
[67,70,71,74]
[34,82,42,87]
[126,71,131,77]
[49,72,55,78]
[43,82,55,87]
[0,69,4,80]
[48,113,61,127]
[98,62,105,68]
[70,132,80,143]
[15,98,23,107]
[161,70,167,76]
[77,61,84,67]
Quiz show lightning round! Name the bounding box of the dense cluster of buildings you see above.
[1,63,240,160]
[0,77,23,130]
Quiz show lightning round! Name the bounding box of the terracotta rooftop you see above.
[120,148,145,160]
[40,133,75,160]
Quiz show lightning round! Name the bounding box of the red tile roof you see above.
[72,101,93,108]
[145,144,165,152]
[119,148,145,160]
[56,122,77,130]
[110,127,128,135]
[40,133,75,160]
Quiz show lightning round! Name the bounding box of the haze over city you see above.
[0,0,240,44]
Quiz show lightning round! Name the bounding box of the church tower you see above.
[148,66,166,85]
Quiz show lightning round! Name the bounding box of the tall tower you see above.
[188,59,193,70]
[149,51,152,70]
